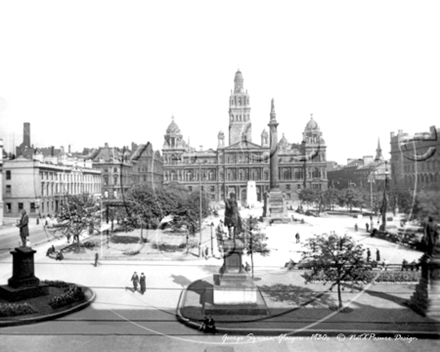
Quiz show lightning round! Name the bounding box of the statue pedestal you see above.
[210,240,268,315]
[0,247,49,302]
[407,256,440,320]
[264,189,290,224]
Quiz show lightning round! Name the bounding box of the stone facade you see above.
[2,156,101,217]
[390,127,440,192]
[0,139,3,225]
[130,143,163,188]
[88,142,163,199]
[162,70,328,203]
[327,139,389,191]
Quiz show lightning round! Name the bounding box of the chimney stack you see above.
[23,123,31,148]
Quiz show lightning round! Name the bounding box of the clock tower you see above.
[228,70,252,145]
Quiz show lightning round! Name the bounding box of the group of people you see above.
[199,315,216,333]
[130,272,147,294]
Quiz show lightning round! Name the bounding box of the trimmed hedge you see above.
[48,285,85,309]
[0,302,37,317]
[42,280,69,288]
[306,269,420,284]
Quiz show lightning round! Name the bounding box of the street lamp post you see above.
[199,162,202,257]
[210,222,214,255]
[367,171,376,210]
[381,161,389,232]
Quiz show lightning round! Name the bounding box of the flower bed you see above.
[0,303,37,317]
[306,270,420,284]
[48,285,85,309]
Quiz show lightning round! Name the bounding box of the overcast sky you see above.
[0,0,439,164]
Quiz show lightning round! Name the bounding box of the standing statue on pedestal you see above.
[423,216,440,258]
[16,210,29,247]
[224,193,242,239]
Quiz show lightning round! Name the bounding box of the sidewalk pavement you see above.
[177,269,440,338]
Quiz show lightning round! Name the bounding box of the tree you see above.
[56,194,101,250]
[301,233,373,309]
[298,188,318,210]
[237,216,270,279]
[171,190,210,235]
[322,188,340,211]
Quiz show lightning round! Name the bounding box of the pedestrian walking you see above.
[382,258,389,271]
[205,246,209,259]
[131,272,139,292]
[94,251,99,267]
[366,248,371,262]
[354,223,358,232]
[295,232,300,243]
[376,248,381,262]
[366,223,369,232]
[139,273,146,294]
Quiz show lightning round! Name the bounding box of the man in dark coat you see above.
[139,273,146,294]
[224,193,241,239]
[16,210,29,247]
[376,248,381,262]
[131,272,139,292]
[366,248,371,262]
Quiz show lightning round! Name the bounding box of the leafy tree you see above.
[322,188,340,211]
[171,190,210,235]
[56,194,101,250]
[301,233,373,309]
[298,188,318,210]
[412,190,440,221]
[119,185,180,242]
[237,216,270,279]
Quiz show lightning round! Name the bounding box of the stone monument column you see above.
[268,98,279,191]
[264,99,289,223]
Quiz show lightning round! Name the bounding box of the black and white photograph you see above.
[0,1,439,351]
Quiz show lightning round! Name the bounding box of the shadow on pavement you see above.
[259,284,335,308]
[171,274,193,288]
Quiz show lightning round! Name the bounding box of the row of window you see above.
[4,200,62,215]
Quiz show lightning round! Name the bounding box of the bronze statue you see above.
[224,193,242,239]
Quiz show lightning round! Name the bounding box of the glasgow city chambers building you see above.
[161,70,328,203]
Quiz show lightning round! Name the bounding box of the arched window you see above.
[264,170,269,180]
[114,175,118,185]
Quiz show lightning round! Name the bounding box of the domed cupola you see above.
[166,116,180,134]
[305,114,320,131]
[279,133,288,145]
[234,70,244,93]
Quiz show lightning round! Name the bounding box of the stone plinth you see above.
[213,239,260,306]
[213,273,257,305]
[0,247,49,302]
[265,189,290,223]
[8,247,40,288]
[407,256,440,320]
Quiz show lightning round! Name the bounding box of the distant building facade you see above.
[87,142,163,198]
[130,143,163,188]
[327,139,389,190]
[162,70,328,203]
[0,139,3,225]
[390,127,440,192]
[2,155,101,218]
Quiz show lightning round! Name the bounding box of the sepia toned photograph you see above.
[0,1,439,351]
